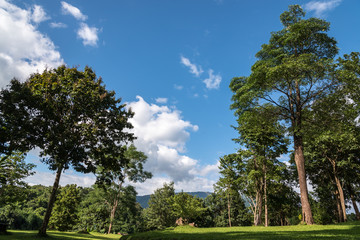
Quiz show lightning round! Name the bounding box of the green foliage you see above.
[170,192,207,224]
[0,152,35,207]
[76,185,142,234]
[0,185,51,230]
[49,184,81,231]
[205,191,251,227]
[143,182,176,230]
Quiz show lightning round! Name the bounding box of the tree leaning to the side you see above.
[230,5,340,224]
[1,66,135,236]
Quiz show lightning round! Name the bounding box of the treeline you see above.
[0,153,359,235]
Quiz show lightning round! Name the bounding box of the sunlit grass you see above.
[122,221,360,240]
[1,222,360,240]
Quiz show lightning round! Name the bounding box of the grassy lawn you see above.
[1,222,359,240]
[0,230,121,240]
[123,221,360,240]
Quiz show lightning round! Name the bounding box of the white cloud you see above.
[155,97,168,104]
[77,23,99,46]
[61,1,87,21]
[50,22,67,28]
[128,96,198,152]
[203,69,221,89]
[127,96,218,190]
[0,0,63,87]
[180,56,203,77]
[304,0,342,17]
[26,171,96,187]
[174,84,183,90]
[31,5,49,24]
[25,96,218,195]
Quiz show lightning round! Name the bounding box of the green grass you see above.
[0,230,122,240]
[123,221,360,240]
[1,222,359,240]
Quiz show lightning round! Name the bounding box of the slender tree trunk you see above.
[38,166,63,236]
[254,188,263,226]
[108,199,118,234]
[227,188,232,227]
[294,136,314,225]
[347,184,360,220]
[107,181,123,234]
[335,190,344,222]
[264,165,268,227]
[334,174,347,222]
[350,195,360,220]
[329,158,347,222]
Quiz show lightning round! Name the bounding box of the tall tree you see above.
[216,153,245,227]
[96,144,152,234]
[230,5,339,224]
[1,66,135,236]
[233,105,287,226]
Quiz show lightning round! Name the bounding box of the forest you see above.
[0,4,360,238]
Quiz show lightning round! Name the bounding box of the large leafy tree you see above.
[0,66,135,235]
[230,5,339,224]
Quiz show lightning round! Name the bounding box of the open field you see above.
[123,221,360,240]
[0,230,121,240]
[1,222,359,240]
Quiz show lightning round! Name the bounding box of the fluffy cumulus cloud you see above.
[61,1,87,21]
[180,56,203,77]
[203,69,222,89]
[26,96,219,195]
[0,0,63,87]
[77,23,99,46]
[304,0,342,17]
[126,96,219,194]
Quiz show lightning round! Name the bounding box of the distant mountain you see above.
[136,191,212,209]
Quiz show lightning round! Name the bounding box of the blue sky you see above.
[1,0,359,195]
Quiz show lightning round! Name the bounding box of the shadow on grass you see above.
[123,222,360,240]
[0,231,120,240]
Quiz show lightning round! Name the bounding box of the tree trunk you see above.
[335,190,344,222]
[264,164,268,227]
[350,195,360,220]
[38,166,63,236]
[329,158,347,222]
[334,173,347,222]
[294,137,313,225]
[254,187,263,226]
[347,184,360,220]
[107,199,118,234]
[227,188,232,227]
[107,181,123,234]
